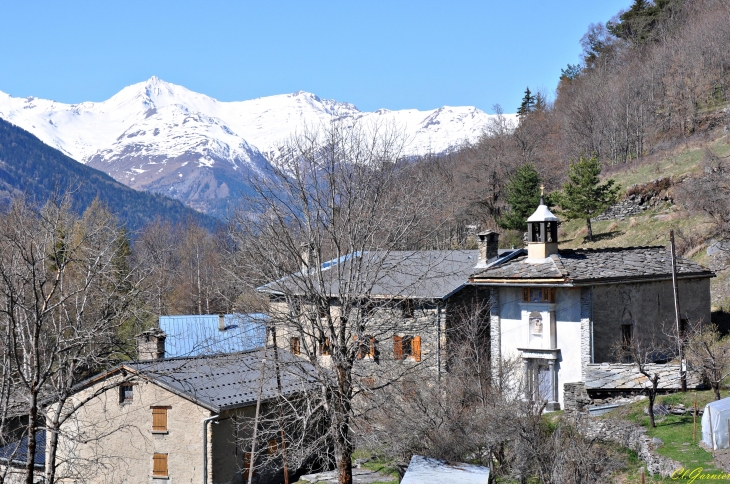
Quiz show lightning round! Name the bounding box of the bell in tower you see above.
[526,186,559,260]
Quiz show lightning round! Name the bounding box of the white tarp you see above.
[702,396,730,449]
[401,455,490,484]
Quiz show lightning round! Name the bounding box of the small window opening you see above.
[290,337,301,355]
[319,337,330,356]
[119,385,134,404]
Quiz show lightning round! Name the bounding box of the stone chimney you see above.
[136,328,166,361]
[218,314,226,331]
[477,231,499,266]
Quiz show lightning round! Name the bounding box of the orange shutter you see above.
[152,453,168,477]
[369,337,375,357]
[393,335,403,360]
[152,408,167,431]
[290,337,300,355]
[243,452,254,480]
[412,336,421,362]
[268,439,278,454]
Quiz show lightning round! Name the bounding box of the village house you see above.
[470,197,714,409]
[258,248,497,377]
[48,331,318,484]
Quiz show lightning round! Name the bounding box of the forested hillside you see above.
[0,117,219,230]
[417,0,730,249]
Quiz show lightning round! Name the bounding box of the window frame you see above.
[522,287,556,303]
[152,453,168,478]
[119,384,135,404]
[151,406,171,433]
[393,335,421,361]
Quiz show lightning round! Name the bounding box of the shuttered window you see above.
[151,407,168,432]
[290,337,301,355]
[152,453,168,477]
[393,335,403,360]
[268,439,278,454]
[243,452,254,480]
[394,335,421,361]
[412,336,421,362]
[356,335,375,359]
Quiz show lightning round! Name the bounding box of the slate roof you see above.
[585,363,702,390]
[0,430,45,468]
[401,455,490,484]
[159,313,266,358]
[260,250,485,299]
[471,246,714,284]
[123,348,318,412]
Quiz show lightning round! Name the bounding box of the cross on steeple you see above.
[540,184,545,205]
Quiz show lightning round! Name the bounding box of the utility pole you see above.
[670,230,686,392]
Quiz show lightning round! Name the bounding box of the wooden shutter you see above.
[152,453,168,477]
[522,287,529,302]
[369,337,375,357]
[290,337,300,355]
[243,452,254,480]
[412,336,421,362]
[393,335,403,360]
[152,407,167,431]
[268,439,278,454]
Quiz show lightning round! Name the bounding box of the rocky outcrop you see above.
[593,177,674,221]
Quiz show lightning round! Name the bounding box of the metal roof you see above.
[159,313,266,358]
[0,430,45,468]
[401,455,490,484]
[260,250,482,299]
[124,348,318,412]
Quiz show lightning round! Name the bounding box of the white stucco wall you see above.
[498,287,583,406]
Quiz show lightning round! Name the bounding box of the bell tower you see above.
[526,186,559,260]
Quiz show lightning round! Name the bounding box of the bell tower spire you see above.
[526,192,559,260]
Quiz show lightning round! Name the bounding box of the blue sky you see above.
[0,1,630,113]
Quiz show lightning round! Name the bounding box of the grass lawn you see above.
[609,390,730,482]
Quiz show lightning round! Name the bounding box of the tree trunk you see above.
[25,391,38,484]
[713,382,722,401]
[648,391,656,428]
[337,437,353,484]
[46,419,59,484]
[586,218,594,241]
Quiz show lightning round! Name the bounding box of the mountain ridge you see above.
[0,78,514,215]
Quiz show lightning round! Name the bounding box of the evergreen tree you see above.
[553,156,621,242]
[517,87,536,117]
[498,164,542,232]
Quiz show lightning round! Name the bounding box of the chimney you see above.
[301,242,314,272]
[136,328,167,360]
[477,230,500,266]
[218,314,226,331]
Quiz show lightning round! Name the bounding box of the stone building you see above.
[258,248,498,377]
[469,197,714,409]
[50,335,318,484]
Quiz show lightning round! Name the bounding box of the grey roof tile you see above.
[125,348,318,412]
[472,246,713,283]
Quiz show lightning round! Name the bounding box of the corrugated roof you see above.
[125,348,318,412]
[471,246,714,283]
[159,313,266,358]
[260,250,482,299]
[0,430,45,468]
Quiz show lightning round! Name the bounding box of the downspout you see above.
[203,414,219,484]
[436,302,442,380]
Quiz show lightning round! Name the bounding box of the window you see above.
[621,324,633,348]
[243,452,254,480]
[401,300,415,318]
[319,338,330,356]
[680,318,688,337]
[151,406,170,432]
[356,335,375,359]
[522,287,556,303]
[393,335,421,361]
[152,453,168,478]
[119,384,134,404]
[268,439,279,454]
[290,337,301,355]
[318,304,330,319]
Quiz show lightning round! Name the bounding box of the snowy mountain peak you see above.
[0,79,515,215]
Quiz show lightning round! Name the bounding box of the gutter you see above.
[202,414,219,484]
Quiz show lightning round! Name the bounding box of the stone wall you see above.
[592,177,674,222]
[592,195,650,221]
[563,382,592,413]
[571,414,681,477]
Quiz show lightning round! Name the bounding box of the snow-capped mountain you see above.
[0,77,512,215]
